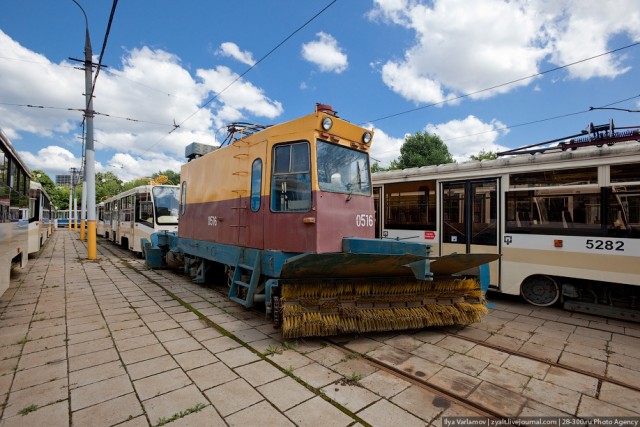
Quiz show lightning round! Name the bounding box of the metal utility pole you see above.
[71,0,97,259]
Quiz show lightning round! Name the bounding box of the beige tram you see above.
[372,141,640,319]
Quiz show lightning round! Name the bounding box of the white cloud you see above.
[301,32,348,73]
[197,65,284,129]
[217,42,256,66]
[369,126,407,167]
[107,152,184,182]
[370,0,640,104]
[369,115,509,166]
[425,115,510,162]
[19,145,94,175]
[0,31,283,181]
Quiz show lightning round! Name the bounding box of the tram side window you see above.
[384,181,436,230]
[251,159,262,212]
[608,185,640,238]
[271,142,311,212]
[506,191,601,235]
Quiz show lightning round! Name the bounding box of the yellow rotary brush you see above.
[280,277,488,338]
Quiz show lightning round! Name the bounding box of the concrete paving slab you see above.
[71,392,144,427]
[234,360,285,387]
[187,361,238,391]
[226,400,295,427]
[469,381,527,417]
[285,395,355,427]
[68,360,126,389]
[2,377,67,418]
[204,378,263,417]
[357,398,425,427]
[142,384,208,426]
[0,400,69,427]
[359,370,411,399]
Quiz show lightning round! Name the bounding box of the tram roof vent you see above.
[185,142,218,162]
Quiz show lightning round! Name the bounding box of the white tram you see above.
[102,185,179,254]
[27,181,54,254]
[0,129,31,295]
[372,139,640,319]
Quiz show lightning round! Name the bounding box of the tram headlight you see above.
[362,131,372,144]
[321,117,333,131]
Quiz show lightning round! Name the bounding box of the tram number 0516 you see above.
[585,239,624,251]
[356,214,374,227]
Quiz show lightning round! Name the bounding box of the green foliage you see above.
[370,162,384,173]
[31,170,55,193]
[19,404,38,416]
[469,150,498,161]
[389,131,454,170]
[156,403,206,426]
[32,170,69,209]
[152,170,180,185]
[96,171,123,201]
[265,344,282,356]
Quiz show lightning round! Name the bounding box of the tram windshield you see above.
[317,140,371,196]
[152,186,179,225]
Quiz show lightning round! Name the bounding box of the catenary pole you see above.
[72,0,97,259]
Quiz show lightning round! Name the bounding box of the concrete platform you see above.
[1,230,639,426]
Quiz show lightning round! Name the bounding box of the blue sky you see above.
[1,0,639,181]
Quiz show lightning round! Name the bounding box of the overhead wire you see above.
[362,41,640,126]
[140,0,338,155]
[368,93,640,163]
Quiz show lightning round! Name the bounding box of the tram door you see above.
[440,179,500,286]
[373,187,381,239]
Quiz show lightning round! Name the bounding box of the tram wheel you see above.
[520,275,560,307]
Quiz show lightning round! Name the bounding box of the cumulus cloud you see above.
[369,0,640,104]
[107,152,184,182]
[0,31,283,181]
[301,32,348,73]
[370,115,509,167]
[369,127,407,167]
[425,115,510,162]
[217,42,256,66]
[19,146,95,175]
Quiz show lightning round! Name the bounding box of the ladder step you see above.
[238,263,254,271]
[234,280,250,288]
[229,296,247,305]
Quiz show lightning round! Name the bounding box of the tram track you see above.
[321,337,501,419]
[438,328,640,394]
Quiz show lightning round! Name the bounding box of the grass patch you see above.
[344,373,363,383]
[283,366,294,376]
[264,344,282,356]
[156,402,206,426]
[19,404,38,416]
[282,341,297,351]
[340,352,360,362]
[16,337,30,345]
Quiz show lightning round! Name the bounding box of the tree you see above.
[469,150,498,161]
[31,170,69,209]
[389,131,454,170]
[370,162,384,173]
[152,170,180,185]
[31,169,56,194]
[96,171,123,201]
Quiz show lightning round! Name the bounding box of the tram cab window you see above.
[136,192,153,225]
[317,140,370,196]
[271,142,311,212]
